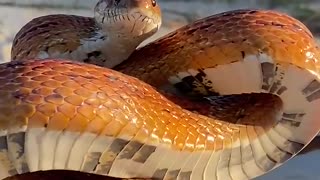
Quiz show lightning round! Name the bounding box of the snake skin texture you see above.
[117,9,319,89]
[5,4,320,180]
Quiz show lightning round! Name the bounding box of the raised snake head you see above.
[94,0,162,40]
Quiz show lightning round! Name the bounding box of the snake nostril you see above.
[151,0,156,7]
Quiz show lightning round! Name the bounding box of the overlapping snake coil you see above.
[0,4,320,180]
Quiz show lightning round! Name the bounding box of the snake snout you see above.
[94,0,161,38]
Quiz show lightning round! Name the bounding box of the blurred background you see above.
[0,0,320,179]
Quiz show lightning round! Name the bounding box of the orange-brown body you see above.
[11,15,97,61]
[5,8,320,180]
[117,9,320,91]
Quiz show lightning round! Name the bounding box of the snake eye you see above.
[151,0,157,7]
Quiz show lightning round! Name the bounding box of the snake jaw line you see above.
[94,0,161,40]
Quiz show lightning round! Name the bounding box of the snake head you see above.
[94,0,162,39]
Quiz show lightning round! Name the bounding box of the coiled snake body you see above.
[1,0,320,180]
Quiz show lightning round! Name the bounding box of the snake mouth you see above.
[94,2,161,38]
[107,10,160,34]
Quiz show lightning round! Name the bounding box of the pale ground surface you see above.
[0,1,319,180]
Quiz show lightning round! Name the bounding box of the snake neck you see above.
[83,29,142,68]
[85,19,156,67]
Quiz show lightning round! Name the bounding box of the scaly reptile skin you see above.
[117,9,319,90]
[6,5,320,180]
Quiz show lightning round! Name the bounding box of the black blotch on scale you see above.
[132,144,156,163]
[173,70,219,98]
[281,112,305,127]
[83,51,102,63]
[81,152,101,172]
[165,170,180,179]
[261,62,275,91]
[153,168,168,179]
[178,171,192,179]
[173,76,200,95]
[0,136,18,175]
[7,132,30,173]
[195,69,219,95]
[94,138,129,174]
[119,141,144,160]
[302,79,320,102]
